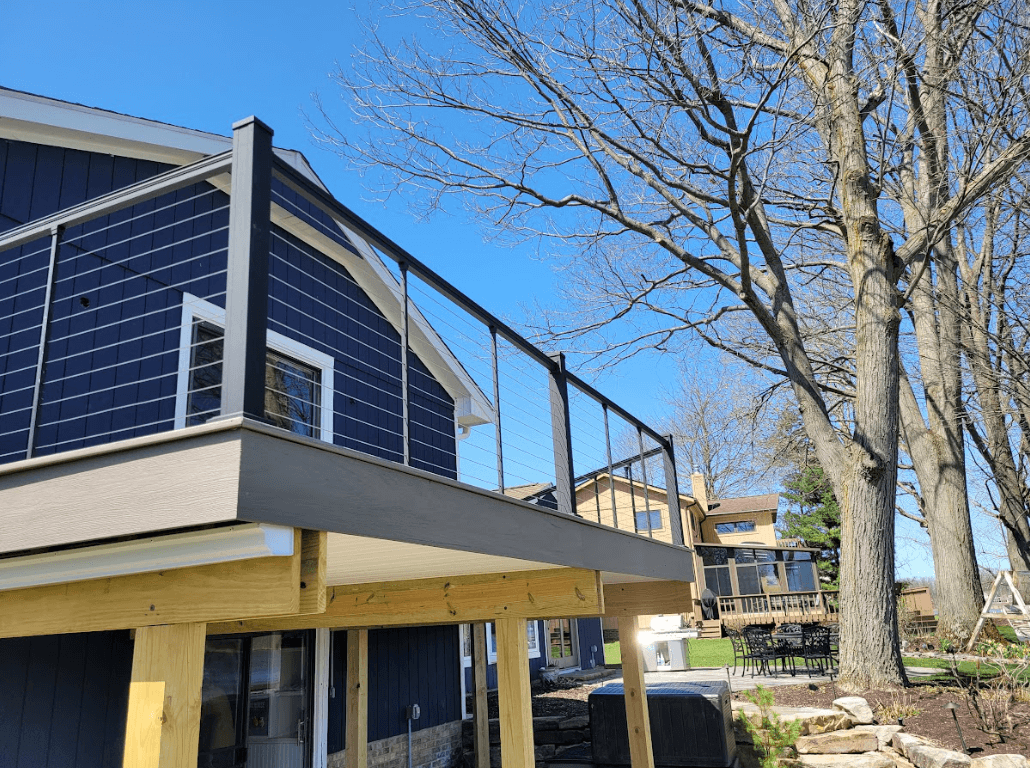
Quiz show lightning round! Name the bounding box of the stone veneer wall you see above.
[328,721,464,768]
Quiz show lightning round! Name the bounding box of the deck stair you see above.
[698,620,722,639]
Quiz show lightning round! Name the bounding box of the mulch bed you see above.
[482,679,604,720]
[476,677,1030,757]
[736,681,1030,757]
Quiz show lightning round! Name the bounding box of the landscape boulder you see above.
[853,724,903,749]
[799,753,896,768]
[970,757,1030,768]
[796,731,879,755]
[891,732,971,768]
[833,697,876,725]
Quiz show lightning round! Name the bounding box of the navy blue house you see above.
[0,89,636,768]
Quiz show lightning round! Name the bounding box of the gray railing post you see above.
[602,404,618,529]
[399,262,411,465]
[662,433,685,546]
[25,225,63,458]
[636,427,653,538]
[490,327,505,494]
[547,352,576,517]
[222,117,274,421]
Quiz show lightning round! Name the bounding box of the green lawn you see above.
[601,637,1010,679]
[604,638,735,668]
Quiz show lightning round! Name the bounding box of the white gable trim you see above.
[0,88,493,426]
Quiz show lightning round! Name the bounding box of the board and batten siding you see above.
[0,631,134,768]
[328,626,463,754]
[0,138,457,477]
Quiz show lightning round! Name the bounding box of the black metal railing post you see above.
[547,352,576,517]
[222,117,274,421]
[25,225,63,458]
[663,433,685,545]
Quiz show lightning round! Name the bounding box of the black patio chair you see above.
[742,627,795,677]
[799,624,834,676]
[725,627,752,676]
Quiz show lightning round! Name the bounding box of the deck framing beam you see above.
[209,567,603,634]
[0,530,308,639]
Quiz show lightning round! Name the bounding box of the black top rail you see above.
[270,156,672,451]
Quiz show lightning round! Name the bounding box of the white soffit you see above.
[325,533,555,585]
[0,523,295,591]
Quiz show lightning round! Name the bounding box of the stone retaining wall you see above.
[329,721,464,768]
[461,714,591,768]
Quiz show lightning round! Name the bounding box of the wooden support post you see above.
[495,617,535,768]
[122,623,206,768]
[346,629,369,768]
[471,623,491,768]
[617,616,655,768]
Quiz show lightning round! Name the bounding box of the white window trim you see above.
[483,621,541,664]
[174,293,335,441]
[526,620,541,659]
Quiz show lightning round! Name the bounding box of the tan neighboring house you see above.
[509,469,837,636]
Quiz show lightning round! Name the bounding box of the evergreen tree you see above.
[780,466,841,588]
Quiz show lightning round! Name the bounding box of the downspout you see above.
[455,424,472,480]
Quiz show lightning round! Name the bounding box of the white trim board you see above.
[174,293,335,441]
[0,523,294,591]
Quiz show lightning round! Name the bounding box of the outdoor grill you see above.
[638,615,698,672]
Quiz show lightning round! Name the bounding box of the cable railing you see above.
[0,118,685,546]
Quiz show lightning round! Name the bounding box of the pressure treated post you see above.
[471,623,491,768]
[122,623,206,768]
[222,116,273,420]
[346,629,369,768]
[617,616,655,768]
[495,617,535,768]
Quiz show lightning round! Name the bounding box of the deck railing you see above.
[0,118,685,546]
[718,590,839,625]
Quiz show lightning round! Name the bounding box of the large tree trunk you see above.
[808,37,906,684]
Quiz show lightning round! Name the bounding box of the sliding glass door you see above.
[198,631,312,768]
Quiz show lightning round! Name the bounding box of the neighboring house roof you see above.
[0,86,493,426]
[706,493,780,521]
[502,483,554,501]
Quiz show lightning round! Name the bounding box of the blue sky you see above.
[0,0,954,578]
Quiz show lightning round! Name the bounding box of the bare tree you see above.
[319,0,1030,686]
[660,363,784,500]
[959,179,1030,595]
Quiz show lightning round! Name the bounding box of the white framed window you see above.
[175,294,335,441]
[526,620,541,659]
[482,621,541,663]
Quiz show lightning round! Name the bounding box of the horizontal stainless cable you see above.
[0,151,232,253]
[56,225,230,288]
[60,196,227,257]
[59,186,224,244]
[41,292,227,367]
[272,158,557,372]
